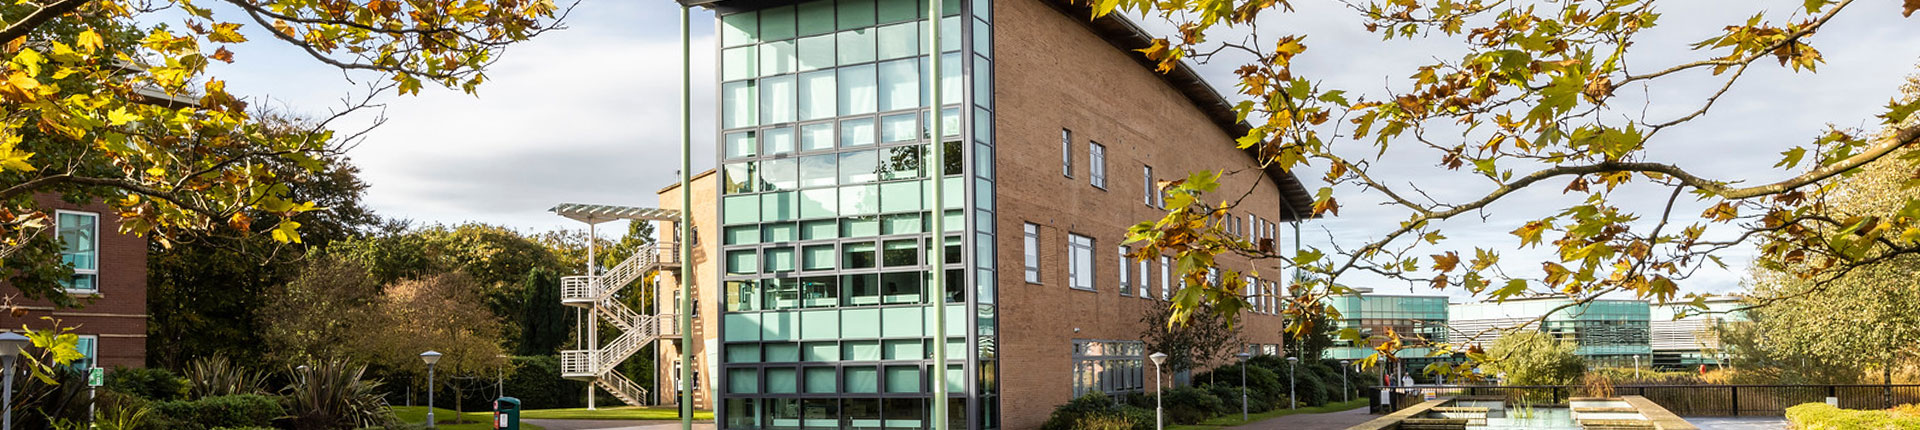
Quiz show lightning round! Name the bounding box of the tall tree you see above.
[0,0,565,303]
[1096,0,1920,376]
[147,155,376,368]
[1139,302,1243,376]
[517,266,568,356]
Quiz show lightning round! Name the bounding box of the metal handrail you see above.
[559,350,594,375]
[560,276,595,301]
[597,369,651,406]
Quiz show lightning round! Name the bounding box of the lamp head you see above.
[1341,360,1351,365]
[1235,352,1252,360]
[1148,352,1168,366]
[421,350,443,365]
[0,332,28,359]
[1286,356,1299,363]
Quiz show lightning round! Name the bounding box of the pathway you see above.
[1226,406,1377,429]
[524,419,717,430]
[1686,416,1788,430]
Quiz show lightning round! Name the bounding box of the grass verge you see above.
[517,406,716,421]
[1168,399,1371,429]
[392,406,545,430]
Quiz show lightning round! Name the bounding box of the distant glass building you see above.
[1449,297,1651,368]
[1323,294,1452,377]
[1649,297,1747,369]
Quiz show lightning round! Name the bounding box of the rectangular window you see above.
[1117,246,1131,296]
[74,335,98,369]
[1061,129,1073,178]
[1024,223,1041,284]
[1143,165,1154,206]
[57,211,99,292]
[1248,214,1257,241]
[1159,256,1171,300]
[1245,276,1256,313]
[1090,142,1106,189]
[1068,233,1094,291]
[1139,257,1150,298]
[1072,340,1145,398]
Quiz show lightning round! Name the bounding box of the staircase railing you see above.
[595,370,651,406]
[560,276,595,302]
[559,350,594,376]
[597,316,656,366]
[594,298,647,333]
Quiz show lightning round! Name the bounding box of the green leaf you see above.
[1775,147,1807,169]
[1492,279,1528,300]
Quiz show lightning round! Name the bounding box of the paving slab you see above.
[1228,406,1378,429]
[1685,417,1788,430]
[523,419,717,430]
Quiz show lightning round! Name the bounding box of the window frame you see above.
[1061,128,1073,178]
[1067,233,1095,291]
[1024,223,1042,284]
[1117,246,1130,296]
[74,334,98,370]
[1089,141,1107,189]
[55,210,100,294]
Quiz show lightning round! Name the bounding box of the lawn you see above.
[1168,399,1371,429]
[518,406,715,421]
[393,406,544,430]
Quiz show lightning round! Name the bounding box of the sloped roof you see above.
[550,203,683,223]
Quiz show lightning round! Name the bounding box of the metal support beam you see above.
[678,6,697,430]
[926,0,948,428]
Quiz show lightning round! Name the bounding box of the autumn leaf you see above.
[208,23,248,43]
[1431,251,1461,272]
[270,220,303,243]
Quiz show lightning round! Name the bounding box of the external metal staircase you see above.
[550,203,685,408]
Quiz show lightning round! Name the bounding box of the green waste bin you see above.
[493,397,521,430]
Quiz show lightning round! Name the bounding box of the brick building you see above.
[1,195,149,369]
[639,0,1319,428]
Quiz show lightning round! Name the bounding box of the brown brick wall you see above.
[2,195,149,368]
[992,0,1294,427]
[657,170,721,409]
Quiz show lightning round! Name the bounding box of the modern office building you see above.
[617,0,1323,428]
[1449,297,1652,368]
[1323,293,1450,372]
[0,195,148,369]
[1649,296,1746,369]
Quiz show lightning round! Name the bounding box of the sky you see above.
[197,0,1920,302]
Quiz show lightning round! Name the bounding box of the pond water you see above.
[1425,399,1649,430]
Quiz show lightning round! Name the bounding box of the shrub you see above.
[1202,384,1272,414]
[1161,386,1224,424]
[1042,393,1159,430]
[105,367,189,401]
[187,355,266,398]
[284,359,395,430]
[1042,392,1121,430]
[499,355,589,409]
[150,394,285,430]
[1787,403,1920,429]
[1286,366,1329,407]
[1197,363,1284,405]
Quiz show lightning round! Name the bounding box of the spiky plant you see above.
[186,355,266,398]
[282,359,396,430]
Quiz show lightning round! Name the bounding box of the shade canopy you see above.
[550,203,683,224]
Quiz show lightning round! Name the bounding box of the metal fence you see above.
[1375,384,1920,416]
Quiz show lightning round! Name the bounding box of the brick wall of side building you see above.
[1,195,149,369]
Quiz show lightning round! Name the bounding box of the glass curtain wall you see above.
[715,0,996,427]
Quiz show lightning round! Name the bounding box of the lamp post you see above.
[0,332,27,430]
[1633,355,1641,379]
[1340,360,1352,403]
[1286,356,1299,410]
[421,351,442,429]
[1149,352,1168,430]
[1235,352,1251,421]
[497,354,511,400]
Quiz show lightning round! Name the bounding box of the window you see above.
[1089,142,1107,189]
[57,211,98,293]
[1138,257,1150,298]
[1024,223,1041,284]
[1159,256,1171,300]
[1245,276,1256,314]
[1143,165,1154,206]
[1117,246,1131,296]
[1072,340,1145,397]
[74,335,97,369]
[1068,233,1095,291]
[1061,129,1073,177]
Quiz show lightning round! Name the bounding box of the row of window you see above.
[1020,223,1289,314]
[723,271,963,312]
[722,112,961,161]
[722,397,972,430]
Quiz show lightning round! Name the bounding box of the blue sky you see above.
[198,0,1920,300]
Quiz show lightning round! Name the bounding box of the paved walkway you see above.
[1226,406,1377,429]
[524,419,717,430]
[1686,417,1788,430]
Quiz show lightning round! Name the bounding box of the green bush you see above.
[105,367,189,401]
[1786,403,1920,429]
[1287,366,1329,407]
[1197,363,1285,405]
[1161,386,1224,424]
[1042,392,1157,430]
[1202,384,1273,414]
[150,394,285,430]
[500,355,590,409]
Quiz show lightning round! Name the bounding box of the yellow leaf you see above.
[107,107,139,126]
[0,139,36,173]
[76,30,104,53]
[145,167,165,177]
[209,23,247,43]
[270,220,303,243]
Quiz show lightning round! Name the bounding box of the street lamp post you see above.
[1235,352,1251,421]
[497,354,511,400]
[1286,357,1299,410]
[421,351,442,429]
[0,332,27,430]
[1149,352,1168,430]
[1340,360,1351,403]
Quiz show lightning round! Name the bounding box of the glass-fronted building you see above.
[1324,294,1449,361]
[1450,297,1652,367]
[708,0,996,428]
[1649,297,1747,369]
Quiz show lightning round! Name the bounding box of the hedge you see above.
[1786,403,1920,430]
[150,394,285,430]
